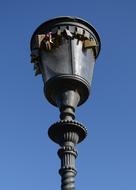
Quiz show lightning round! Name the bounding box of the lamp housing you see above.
[30,17,101,108]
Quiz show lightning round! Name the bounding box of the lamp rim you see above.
[30,16,101,58]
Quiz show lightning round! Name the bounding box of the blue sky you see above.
[0,0,136,190]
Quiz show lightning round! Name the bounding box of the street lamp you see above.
[30,16,101,190]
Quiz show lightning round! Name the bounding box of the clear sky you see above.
[0,0,136,190]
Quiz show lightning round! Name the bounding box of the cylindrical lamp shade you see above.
[30,17,101,106]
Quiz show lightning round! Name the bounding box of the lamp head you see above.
[30,16,101,109]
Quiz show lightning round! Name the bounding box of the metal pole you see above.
[48,90,87,189]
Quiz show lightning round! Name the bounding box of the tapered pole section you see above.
[48,90,87,189]
[58,104,78,190]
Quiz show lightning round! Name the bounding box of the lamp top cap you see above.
[30,16,101,57]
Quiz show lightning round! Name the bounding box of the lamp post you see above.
[30,16,101,190]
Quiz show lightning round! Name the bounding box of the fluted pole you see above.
[48,91,87,190]
[58,135,78,189]
[58,108,78,190]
